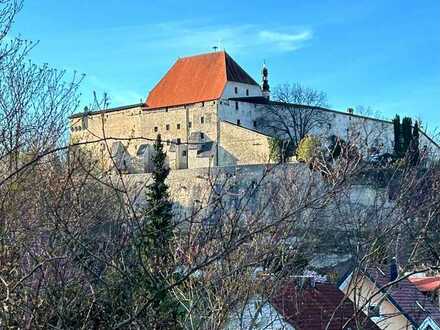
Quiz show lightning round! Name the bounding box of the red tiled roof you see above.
[271,282,381,330]
[409,276,440,293]
[145,51,258,109]
[365,268,440,326]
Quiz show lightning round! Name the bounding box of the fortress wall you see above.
[70,101,439,173]
[187,100,218,142]
[69,101,219,170]
[218,121,271,166]
[125,164,287,209]
[123,164,390,227]
[218,99,261,130]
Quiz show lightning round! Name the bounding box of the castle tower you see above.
[262,62,270,100]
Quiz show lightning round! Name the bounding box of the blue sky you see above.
[12,0,440,130]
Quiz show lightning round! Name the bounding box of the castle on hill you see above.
[69,51,439,172]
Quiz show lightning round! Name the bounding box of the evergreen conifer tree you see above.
[393,115,402,157]
[402,117,413,156]
[409,121,420,166]
[139,134,182,329]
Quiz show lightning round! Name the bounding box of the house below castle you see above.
[69,51,439,173]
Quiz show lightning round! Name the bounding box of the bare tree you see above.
[257,83,330,153]
[2,2,440,329]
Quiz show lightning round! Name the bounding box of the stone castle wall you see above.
[70,99,440,173]
[70,99,276,172]
[70,101,221,170]
[218,121,271,166]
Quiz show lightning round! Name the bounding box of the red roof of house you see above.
[364,268,440,327]
[271,282,381,330]
[145,51,258,109]
[409,276,440,292]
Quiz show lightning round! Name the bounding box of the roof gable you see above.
[271,282,381,330]
[362,268,440,327]
[146,51,258,109]
[224,52,258,85]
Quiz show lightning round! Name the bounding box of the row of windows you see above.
[234,86,250,96]
[153,117,205,133]
[234,119,258,128]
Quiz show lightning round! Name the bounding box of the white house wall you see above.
[219,100,440,158]
[218,100,261,130]
[221,81,263,99]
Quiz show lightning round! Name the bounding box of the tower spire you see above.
[262,61,270,100]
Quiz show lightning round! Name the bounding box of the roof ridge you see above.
[178,50,227,60]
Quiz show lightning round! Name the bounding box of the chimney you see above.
[389,257,398,282]
[347,108,354,114]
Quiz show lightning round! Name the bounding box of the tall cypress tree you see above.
[143,134,173,268]
[139,134,181,329]
[409,121,420,166]
[393,115,402,157]
[402,117,413,156]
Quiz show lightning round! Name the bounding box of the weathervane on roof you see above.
[212,39,224,52]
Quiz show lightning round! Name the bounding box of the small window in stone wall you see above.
[81,117,88,130]
[201,101,205,107]
[246,89,249,96]
[188,121,192,128]
[177,138,181,145]
[166,139,170,145]
[166,124,170,130]
[201,116,204,124]
[200,132,205,139]
[177,123,181,130]
[328,123,332,130]
[234,86,238,94]
[235,102,239,110]
[182,150,187,156]
[253,121,257,128]
[154,126,158,132]
[237,119,241,126]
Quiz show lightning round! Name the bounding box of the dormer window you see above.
[368,305,380,318]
